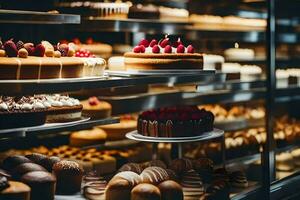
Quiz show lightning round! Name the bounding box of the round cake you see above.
[70,127,107,147]
[224,44,255,61]
[137,106,214,137]
[81,97,112,119]
[124,37,203,70]
[129,4,160,19]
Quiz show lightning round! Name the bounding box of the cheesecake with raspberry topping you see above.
[124,37,203,70]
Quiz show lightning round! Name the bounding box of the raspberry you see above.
[164,45,172,53]
[24,43,35,56]
[16,41,25,50]
[159,38,170,48]
[149,39,158,47]
[173,38,183,48]
[152,45,160,53]
[133,46,142,53]
[138,39,149,47]
[140,45,145,53]
[187,45,195,53]
[75,51,81,57]
[176,44,185,53]
[34,44,45,57]
[88,97,99,106]
[86,37,94,44]
[4,40,18,57]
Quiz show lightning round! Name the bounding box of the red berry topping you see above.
[73,38,81,45]
[133,46,142,53]
[176,44,185,53]
[24,43,35,56]
[164,45,172,53]
[187,45,195,53]
[152,45,160,53]
[88,97,99,106]
[173,38,183,48]
[149,39,158,47]
[34,44,45,57]
[140,45,146,53]
[58,43,69,57]
[4,40,18,57]
[75,51,81,57]
[86,37,94,45]
[159,38,170,48]
[138,39,149,48]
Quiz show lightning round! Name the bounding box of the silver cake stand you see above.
[126,128,225,161]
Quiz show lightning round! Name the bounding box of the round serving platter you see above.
[126,128,224,143]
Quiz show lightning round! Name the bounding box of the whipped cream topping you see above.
[45,94,80,107]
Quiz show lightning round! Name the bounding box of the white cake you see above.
[224,44,255,61]
[203,54,225,70]
[222,63,241,73]
[108,56,125,71]
[240,65,262,81]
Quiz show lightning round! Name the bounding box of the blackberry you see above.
[58,48,68,57]
[16,40,24,50]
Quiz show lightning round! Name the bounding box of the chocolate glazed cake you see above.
[137,106,214,137]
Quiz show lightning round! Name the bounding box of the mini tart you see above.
[81,99,112,119]
[98,119,137,140]
[0,57,84,80]
[124,52,203,70]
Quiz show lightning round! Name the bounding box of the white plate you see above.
[126,128,224,143]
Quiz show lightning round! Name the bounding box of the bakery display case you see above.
[0,0,300,200]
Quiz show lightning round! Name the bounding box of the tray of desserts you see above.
[126,128,224,143]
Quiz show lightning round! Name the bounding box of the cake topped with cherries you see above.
[137,106,214,138]
[124,36,203,70]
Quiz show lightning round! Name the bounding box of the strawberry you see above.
[152,45,160,53]
[176,44,185,53]
[140,45,146,53]
[24,43,35,56]
[138,39,149,47]
[159,38,169,48]
[187,45,195,53]
[164,45,172,53]
[34,44,46,57]
[88,97,99,106]
[133,46,142,53]
[149,39,158,47]
[173,38,183,48]
[4,40,18,57]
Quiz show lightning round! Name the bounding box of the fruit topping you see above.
[133,46,142,53]
[159,38,170,48]
[4,40,18,57]
[173,38,182,48]
[54,50,61,58]
[0,50,6,57]
[176,44,185,53]
[88,97,99,106]
[140,45,146,53]
[45,49,54,57]
[86,37,94,45]
[58,43,69,57]
[187,45,195,53]
[16,41,24,50]
[24,43,35,56]
[0,39,3,49]
[34,44,45,57]
[152,45,160,53]
[42,41,54,51]
[67,48,75,57]
[149,39,158,47]
[138,39,149,48]
[18,48,28,58]
[164,45,172,53]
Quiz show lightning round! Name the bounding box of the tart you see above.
[124,37,203,70]
[81,97,112,119]
[137,106,214,137]
[70,127,107,147]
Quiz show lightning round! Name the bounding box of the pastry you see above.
[276,152,295,172]
[192,158,213,183]
[43,94,83,123]
[52,160,83,194]
[291,148,300,167]
[2,155,32,171]
[91,2,129,19]
[21,171,56,200]
[11,163,47,180]
[158,180,183,200]
[99,116,137,141]
[81,97,112,119]
[129,4,159,19]
[140,167,169,185]
[83,180,107,200]
[276,69,289,88]
[180,170,204,199]
[111,171,142,187]
[105,177,133,200]
[206,180,230,200]
[87,154,117,175]
[118,163,143,174]
[229,170,248,188]
[0,96,47,129]
[0,176,9,191]
[131,183,161,200]
[124,36,203,70]
[142,160,167,169]
[240,65,262,81]
[0,181,30,200]
[70,127,107,147]
[221,63,241,80]
[40,156,61,172]
[224,44,255,61]
[75,40,113,58]
[25,153,48,166]
[203,54,224,70]
[169,158,193,175]
[159,6,189,22]
[107,56,125,71]
[138,106,214,137]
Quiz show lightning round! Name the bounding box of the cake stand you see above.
[126,128,225,163]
